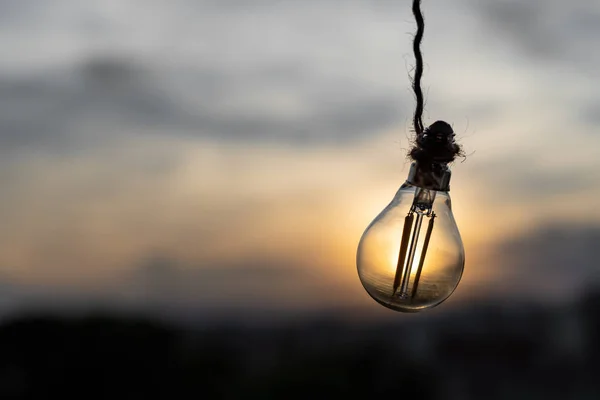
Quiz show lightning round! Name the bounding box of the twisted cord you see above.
[412,0,425,137]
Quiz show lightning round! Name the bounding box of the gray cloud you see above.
[0,0,423,152]
[0,54,405,152]
[473,0,600,62]
[465,155,593,204]
[581,103,600,127]
[5,0,600,154]
[490,224,600,301]
[0,57,186,151]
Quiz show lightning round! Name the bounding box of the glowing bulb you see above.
[357,161,465,312]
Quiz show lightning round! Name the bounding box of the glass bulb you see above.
[357,162,465,312]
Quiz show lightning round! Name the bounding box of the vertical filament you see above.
[411,214,435,299]
[392,188,436,300]
[392,214,415,295]
[399,212,424,297]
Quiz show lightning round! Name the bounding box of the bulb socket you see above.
[406,162,451,191]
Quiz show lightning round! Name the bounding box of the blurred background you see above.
[0,0,599,397]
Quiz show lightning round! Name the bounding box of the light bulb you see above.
[357,161,465,312]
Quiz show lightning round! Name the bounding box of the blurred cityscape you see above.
[0,287,599,399]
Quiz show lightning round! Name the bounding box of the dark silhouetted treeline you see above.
[1,290,600,399]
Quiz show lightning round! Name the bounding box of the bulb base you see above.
[406,162,451,191]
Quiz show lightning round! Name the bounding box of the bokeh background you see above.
[1,0,600,398]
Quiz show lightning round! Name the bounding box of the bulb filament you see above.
[392,188,437,300]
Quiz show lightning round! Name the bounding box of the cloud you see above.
[0,0,425,152]
[0,56,187,151]
[0,53,406,154]
[580,103,600,127]
[485,223,600,301]
[6,0,599,155]
[464,154,595,201]
[472,0,600,65]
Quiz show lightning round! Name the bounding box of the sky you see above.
[0,0,599,322]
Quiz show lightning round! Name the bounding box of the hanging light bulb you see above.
[357,121,465,312]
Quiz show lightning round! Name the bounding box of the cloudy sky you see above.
[0,0,599,321]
